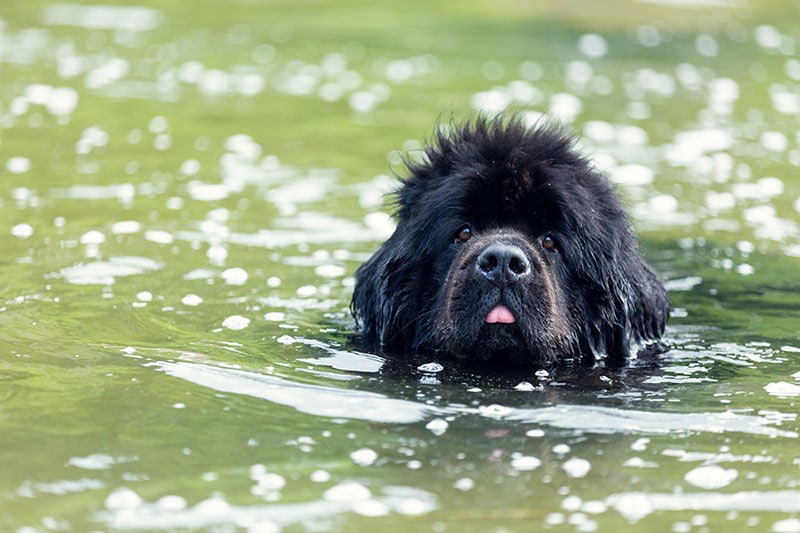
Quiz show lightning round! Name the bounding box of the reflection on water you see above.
[2,0,800,531]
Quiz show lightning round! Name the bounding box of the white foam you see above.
[578,34,608,57]
[7,156,32,174]
[55,256,162,285]
[350,448,378,467]
[510,454,542,471]
[425,418,449,436]
[11,223,34,239]
[563,457,592,478]
[221,315,250,330]
[684,464,738,489]
[181,294,203,306]
[221,267,249,286]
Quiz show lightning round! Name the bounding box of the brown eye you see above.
[455,226,472,243]
[542,234,558,252]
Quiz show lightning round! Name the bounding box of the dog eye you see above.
[455,226,472,243]
[542,234,558,252]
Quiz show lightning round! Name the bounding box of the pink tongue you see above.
[486,305,516,324]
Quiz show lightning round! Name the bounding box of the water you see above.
[2,1,800,531]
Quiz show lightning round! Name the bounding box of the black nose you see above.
[476,243,531,285]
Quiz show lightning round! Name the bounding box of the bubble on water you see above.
[583,121,615,143]
[765,381,800,397]
[755,24,782,49]
[323,481,372,502]
[153,133,172,151]
[7,156,32,174]
[578,34,608,57]
[296,285,318,298]
[563,457,591,478]
[315,264,346,278]
[684,464,738,489]
[363,211,396,239]
[548,93,583,122]
[263,312,285,322]
[695,34,718,57]
[608,164,654,186]
[236,73,266,96]
[349,91,379,113]
[453,477,475,491]
[157,495,187,511]
[11,223,34,239]
[79,230,106,245]
[417,362,443,374]
[471,89,512,115]
[198,69,231,96]
[276,335,295,345]
[221,267,249,286]
[144,230,174,245]
[705,191,735,212]
[352,499,390,517]
[561,495,582,512]
[350,447,378,467]
[222,315,250,330]
[479,404,513,419]
[708,77,739,114]
[181,294,203,306]
[664,129,732,166]
[425,418,448,436]
[525,428,545,437]
[136,291,152,302]
[761,131,788,152]
[46,86,79,117]
[310,470,331,483]
[266,276,282,288]
[510,454,542,471]
[770,86,800,115]
[774,518,800,533]
[105,487,142,510]
[194,496,231,516]
[553,443,571,455]
[111,220,141,234]
[385,59,414,83]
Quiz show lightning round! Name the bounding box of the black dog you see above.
[352,115,668,369]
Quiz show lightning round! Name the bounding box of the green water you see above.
[2,0,800,531]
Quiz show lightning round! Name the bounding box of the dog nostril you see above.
[509,255,529,276]
[478,254,498,273]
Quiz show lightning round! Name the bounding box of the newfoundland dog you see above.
[352,114,668,369]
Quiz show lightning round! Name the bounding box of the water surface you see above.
[2,1,800,531]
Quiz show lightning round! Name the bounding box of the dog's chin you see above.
[437,320,555,368]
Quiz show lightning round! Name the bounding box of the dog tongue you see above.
[486,305,516,324]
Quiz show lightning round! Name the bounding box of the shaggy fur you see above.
[351,115,668,369]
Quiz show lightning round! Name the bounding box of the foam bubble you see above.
[11,223,34,239]
[578,34,608,57]
[221,315,250,330]
[425,418,449,436]
[684,465,738,489]
[7,156,32,174]
[181,294,203,306]
[563,457,592,478]
[350,448,378,467]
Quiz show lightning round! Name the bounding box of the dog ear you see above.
[351,238,412,354]
[578,250,669,366]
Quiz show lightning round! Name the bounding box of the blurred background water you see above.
[1,0,800,531]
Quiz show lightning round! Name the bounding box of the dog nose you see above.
[476,243,531,285]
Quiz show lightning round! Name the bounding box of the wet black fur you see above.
[351,114,669,369]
